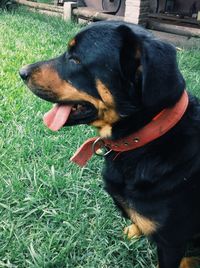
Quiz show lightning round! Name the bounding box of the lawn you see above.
[0,7,200,268]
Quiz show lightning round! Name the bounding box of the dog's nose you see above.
[19,67,30,81]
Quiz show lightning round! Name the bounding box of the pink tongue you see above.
[43,104,72,131]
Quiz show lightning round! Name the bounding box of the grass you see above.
[30,0,55,4]
[0,7,200,268]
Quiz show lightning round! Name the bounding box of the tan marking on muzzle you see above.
[28,66,119,137]
[28,66,98,105]
[28,66,65,92]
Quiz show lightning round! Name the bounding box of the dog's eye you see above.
[69,57,81,64]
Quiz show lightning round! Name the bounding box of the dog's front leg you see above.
[123,223,142,239]
[121,208,143,239]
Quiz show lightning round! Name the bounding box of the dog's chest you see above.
[103,157,159,235]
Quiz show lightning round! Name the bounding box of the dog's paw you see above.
[123,223,142,239]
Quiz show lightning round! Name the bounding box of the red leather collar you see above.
[71,90,188,167]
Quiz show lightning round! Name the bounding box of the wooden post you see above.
[125,0,150,26]
[63,1,77,21]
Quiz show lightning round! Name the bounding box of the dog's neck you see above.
[111,109,159,140]
[111,92,186,140]
[71,91,189,167]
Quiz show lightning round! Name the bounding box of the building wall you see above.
[81,0,200,25]
[174,0,200,13]
[124,0,200,25]
[155,0,200,13]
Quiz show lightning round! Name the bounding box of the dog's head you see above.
[19,21,185,138]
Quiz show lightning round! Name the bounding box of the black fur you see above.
[20,21,200,268]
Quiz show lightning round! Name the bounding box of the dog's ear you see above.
[117,25,141,83]
[117,25,185,108]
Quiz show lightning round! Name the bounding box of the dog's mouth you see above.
[43,102,97,131]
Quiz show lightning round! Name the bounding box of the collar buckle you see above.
[92,137,112,157]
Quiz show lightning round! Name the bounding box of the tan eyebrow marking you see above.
[68,38,76,48]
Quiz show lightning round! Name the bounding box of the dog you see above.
[19,21,200,268]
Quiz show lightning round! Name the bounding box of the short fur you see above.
[20,21,200,268]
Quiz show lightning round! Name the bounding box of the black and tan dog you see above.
[20,21,200,268]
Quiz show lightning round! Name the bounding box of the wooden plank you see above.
[148,20,200,37]
[150,30,200,48]
[149,13,200,26]
[27,7,62,17]
[73,7,124,21]
[15,0,63,13]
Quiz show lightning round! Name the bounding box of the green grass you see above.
[31,0,54,5]
[0,7,200,268]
